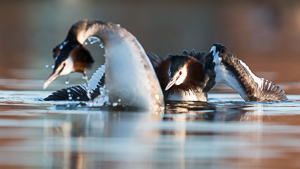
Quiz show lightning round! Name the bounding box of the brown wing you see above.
[257,79,287,101]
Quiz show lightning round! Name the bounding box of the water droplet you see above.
[155,94,160,100]
[87,36,101,44]
[51,65,55,69]
[103,54,106,57]
[67,89,70,93]
[116,24,120,27]
[65,76,70,85]
[84,42,88,45]
[77,97,80,100]
[66,104,70,107]
[118,99,121,102]
[59,44,63,49]
[99,43,104,48]
[100,87,105,95]
[68,96,72,100]
[63,41,68,45]
[45,64,49,68]
[112,102,118,107]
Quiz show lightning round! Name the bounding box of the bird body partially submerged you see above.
[44,20,164,110]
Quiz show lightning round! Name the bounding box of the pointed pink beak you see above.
[43,72,59,89]
[165,78,176,91]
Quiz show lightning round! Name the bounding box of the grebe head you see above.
[165,56,190,90]
[164,55,205,91]
[43,39,94,89]
[148,49,215,101]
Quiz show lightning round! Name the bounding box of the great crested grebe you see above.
[43,20,164,110]
[147,50,216,101]
[45,49,216,102]
[209,43,287,101]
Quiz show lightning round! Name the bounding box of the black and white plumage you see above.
[43,20,164,110]
[147,49,216,101]
[46,49,216,102]
[209,43,287,101]
[44,64,106,101]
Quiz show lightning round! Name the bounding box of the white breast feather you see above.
[167,91,207,101]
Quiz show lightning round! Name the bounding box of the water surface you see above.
[0,91,300,169]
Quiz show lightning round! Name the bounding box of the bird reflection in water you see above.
[163,101,255,122]
[44,101,266,169]
[45,107,163,169]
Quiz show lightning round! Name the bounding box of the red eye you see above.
[179,71,182,75]
[63,63,66,67]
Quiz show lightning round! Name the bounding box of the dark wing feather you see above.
[189,49,196,56]
[181,50,189,55]
[202,52,216,93]
[258,79,287,101]
[147,52,164,69]
[181,49,206,62]
[44,84,90,101]
[44,64,106,101]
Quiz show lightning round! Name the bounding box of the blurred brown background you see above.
[0,0,299,94]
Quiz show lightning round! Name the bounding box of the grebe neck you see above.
[69,20,164,110]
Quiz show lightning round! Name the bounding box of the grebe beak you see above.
[43,72,59,89]
[165,78,176,91]
[43,57,70,89]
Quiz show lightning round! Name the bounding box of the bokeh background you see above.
[0,0,299,94]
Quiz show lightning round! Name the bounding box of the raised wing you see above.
[44,64,106,101]
[256,79,287,101]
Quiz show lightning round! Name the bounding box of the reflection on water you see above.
[0,91,300,168]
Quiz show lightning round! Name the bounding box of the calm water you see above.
[0,91,299,169]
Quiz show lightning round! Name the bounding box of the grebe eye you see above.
[63,63,66,67]
[179,71,182,75]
